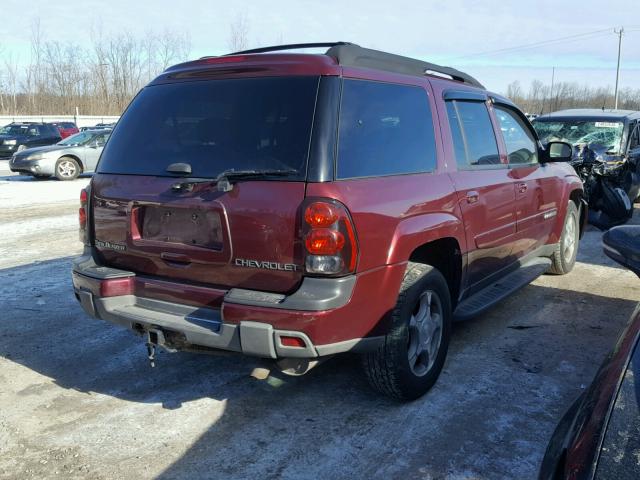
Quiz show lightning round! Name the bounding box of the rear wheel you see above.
[55,156,80,181]
[549,201,579,275]
[362,262,452,401]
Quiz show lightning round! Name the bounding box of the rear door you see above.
[445,98,517,292]
[493,104,561,257]
[92,76,321,294]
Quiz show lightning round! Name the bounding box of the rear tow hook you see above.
[146,341,156,368]
[145,329,172,368]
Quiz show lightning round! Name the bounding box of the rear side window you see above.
[337,80,437,179]
[446,100,500,168]
[494,106,538,165]
[98,77,319,179]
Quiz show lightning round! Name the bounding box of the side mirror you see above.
[542,141,573,163]
[603,226,640,277]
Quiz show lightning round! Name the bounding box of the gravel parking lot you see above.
[1,160,639,480]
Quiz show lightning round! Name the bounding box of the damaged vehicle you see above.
[533,110,640,229]
[539,225,640,479]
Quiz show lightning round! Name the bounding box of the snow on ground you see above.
[0,161,88,269]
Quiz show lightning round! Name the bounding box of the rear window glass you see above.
[337,80,437,179]
[97,77,320,179]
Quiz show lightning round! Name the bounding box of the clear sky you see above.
[1,0,639,94]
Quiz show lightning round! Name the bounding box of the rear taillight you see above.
[302,199,358,276]
[79,187,89,244]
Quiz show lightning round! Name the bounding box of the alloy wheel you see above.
[407,290,443,377]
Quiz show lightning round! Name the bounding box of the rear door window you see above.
[336,79,437,179]
[445,100,501,168]
[97,77,320,179]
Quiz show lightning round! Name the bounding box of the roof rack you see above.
[217,42,483,89]
[223,42,355,56]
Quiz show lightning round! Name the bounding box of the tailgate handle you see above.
[160,252,192,267]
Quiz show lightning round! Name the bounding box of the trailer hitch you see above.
[146,341,156,368]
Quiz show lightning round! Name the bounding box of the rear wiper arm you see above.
[170,168,298,192]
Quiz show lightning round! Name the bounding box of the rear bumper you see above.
[72,251,402,359]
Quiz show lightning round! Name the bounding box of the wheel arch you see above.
[568,188,587,239]
[385,212,465,308]
[407,237,463,309]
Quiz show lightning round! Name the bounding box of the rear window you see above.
[336,80,437,179]
[97,77,320,179]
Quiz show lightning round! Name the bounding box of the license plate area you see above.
[141,207,223,250]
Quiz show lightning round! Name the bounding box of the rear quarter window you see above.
[336,80,437,179]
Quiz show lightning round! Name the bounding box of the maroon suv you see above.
[72,42,585,400]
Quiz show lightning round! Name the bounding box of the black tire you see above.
[362,262,452,401]
[55,156,80,181]
[549,201,579,275]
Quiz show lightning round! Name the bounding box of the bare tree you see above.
[505,79,640,114]
[3,53,20,115]
[0,20,192,116]
[228,12,250,52]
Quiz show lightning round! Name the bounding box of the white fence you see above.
[0,115,120,128]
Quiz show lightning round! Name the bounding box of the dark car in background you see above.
[533,110,640,229]
[79,123,116,132]
[0,122,62,159]
[539,225,640,479]
[533,110,640,201]
[10,129,111,180]
[51,121,79,139]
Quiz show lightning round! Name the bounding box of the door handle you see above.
[517,182,528,193]
[466,191,479,204]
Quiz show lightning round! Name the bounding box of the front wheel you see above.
[362,262,452,401]
[55,156,80,181]
[549,201,579,275]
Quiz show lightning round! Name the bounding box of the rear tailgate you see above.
[88,75,324,294]
[92,173,305,293]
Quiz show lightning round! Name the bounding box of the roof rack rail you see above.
[325,44,484,89]
[223,42,356,56]
[210,42,483,89]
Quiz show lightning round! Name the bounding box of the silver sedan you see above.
[9,129,111,180]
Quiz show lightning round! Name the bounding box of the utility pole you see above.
[614,27,624,110]
[550,66,555,111]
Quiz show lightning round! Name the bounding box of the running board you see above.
[453,257,552,322]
